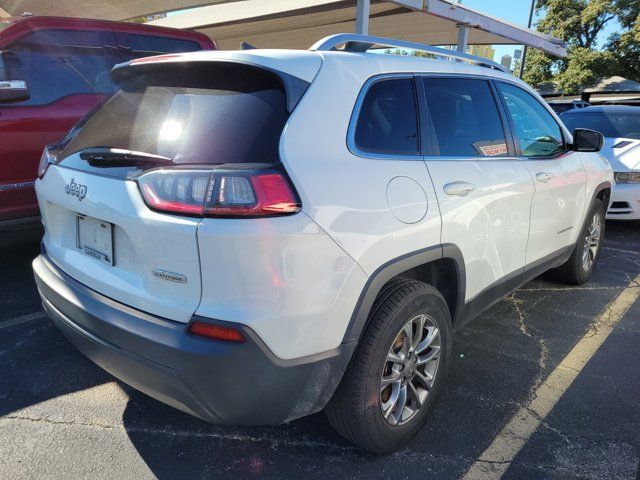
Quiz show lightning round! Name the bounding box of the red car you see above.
[0,16,215,230]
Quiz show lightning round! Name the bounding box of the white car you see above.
[548,99,590,115]
[32,34,613,453]
[561,105,640,221]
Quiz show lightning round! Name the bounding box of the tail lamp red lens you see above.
[188,321,246,343]
[136,167,300,217]
[37,148,57,179]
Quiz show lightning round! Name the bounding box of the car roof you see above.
[548,99,587,104]
[122,47,523,84]
[561,105,640,115]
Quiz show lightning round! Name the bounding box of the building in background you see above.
[501,54,513,71]
[468,45,495,60]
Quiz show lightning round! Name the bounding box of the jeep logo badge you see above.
[65,178,87,201]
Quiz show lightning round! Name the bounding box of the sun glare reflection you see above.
[159,120,183,141]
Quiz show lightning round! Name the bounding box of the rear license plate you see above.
[76,215,113,265]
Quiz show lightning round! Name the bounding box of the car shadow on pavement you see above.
[0,230,112,418]
[0,324,114,417]
[121,390,369,479]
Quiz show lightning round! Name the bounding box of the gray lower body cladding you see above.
[33,252,354,425]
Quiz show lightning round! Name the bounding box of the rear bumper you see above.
[33,252,354,425]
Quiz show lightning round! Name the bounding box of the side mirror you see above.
[0,79,30,102]
[573,128,604,152]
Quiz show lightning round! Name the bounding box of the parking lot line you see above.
[0,311,46,330]
[462,273,640,480]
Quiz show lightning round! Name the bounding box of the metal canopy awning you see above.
[0,1,214,21]
[149,0,566,56]
[0,0,567,57]
[147,0,566,56]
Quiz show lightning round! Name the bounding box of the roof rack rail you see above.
[310,33,510,74]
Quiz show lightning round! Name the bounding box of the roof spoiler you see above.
[110,58,310,113]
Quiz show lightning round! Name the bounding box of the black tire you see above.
[325,279,452,453]
[553,198,605,285]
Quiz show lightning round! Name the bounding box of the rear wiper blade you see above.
[79,147,173,167]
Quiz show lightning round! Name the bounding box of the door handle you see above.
[443,181,476,196]
[536,172,553,183]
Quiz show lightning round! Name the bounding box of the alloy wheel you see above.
[582,212,602,272]
[380,313,441,426]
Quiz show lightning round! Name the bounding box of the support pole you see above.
[355,0,370,35]
[454,0,468,53]
[456,23,469,52]
[518,0,536,78]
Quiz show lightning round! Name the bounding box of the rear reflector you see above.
[136,166,300,217]
[188,321,246,343]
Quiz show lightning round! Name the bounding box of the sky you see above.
[461,0,621,65]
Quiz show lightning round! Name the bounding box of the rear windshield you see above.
[59,62,290,172]
[561,111,640,139]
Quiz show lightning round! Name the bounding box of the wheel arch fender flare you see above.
[341,244,466,344]
[592,181,612,206]
[568,180,611,256]
[583,180,611,230]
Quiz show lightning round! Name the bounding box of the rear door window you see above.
[353,77,419,156]
[59,62,291,176]
[420,77,508,157]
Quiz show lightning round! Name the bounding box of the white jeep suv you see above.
[33,34,613,453]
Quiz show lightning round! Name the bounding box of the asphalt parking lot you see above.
[1,222,639,479]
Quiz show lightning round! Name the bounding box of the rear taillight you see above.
[135,166,301,218]
[37,147,57,179]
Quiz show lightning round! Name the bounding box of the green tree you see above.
[536,0,615,48]
[606,0,640,81]
[555,47,615,93]
[522,48,554,86]
[523,0,637,94]
[127,15,149,24]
